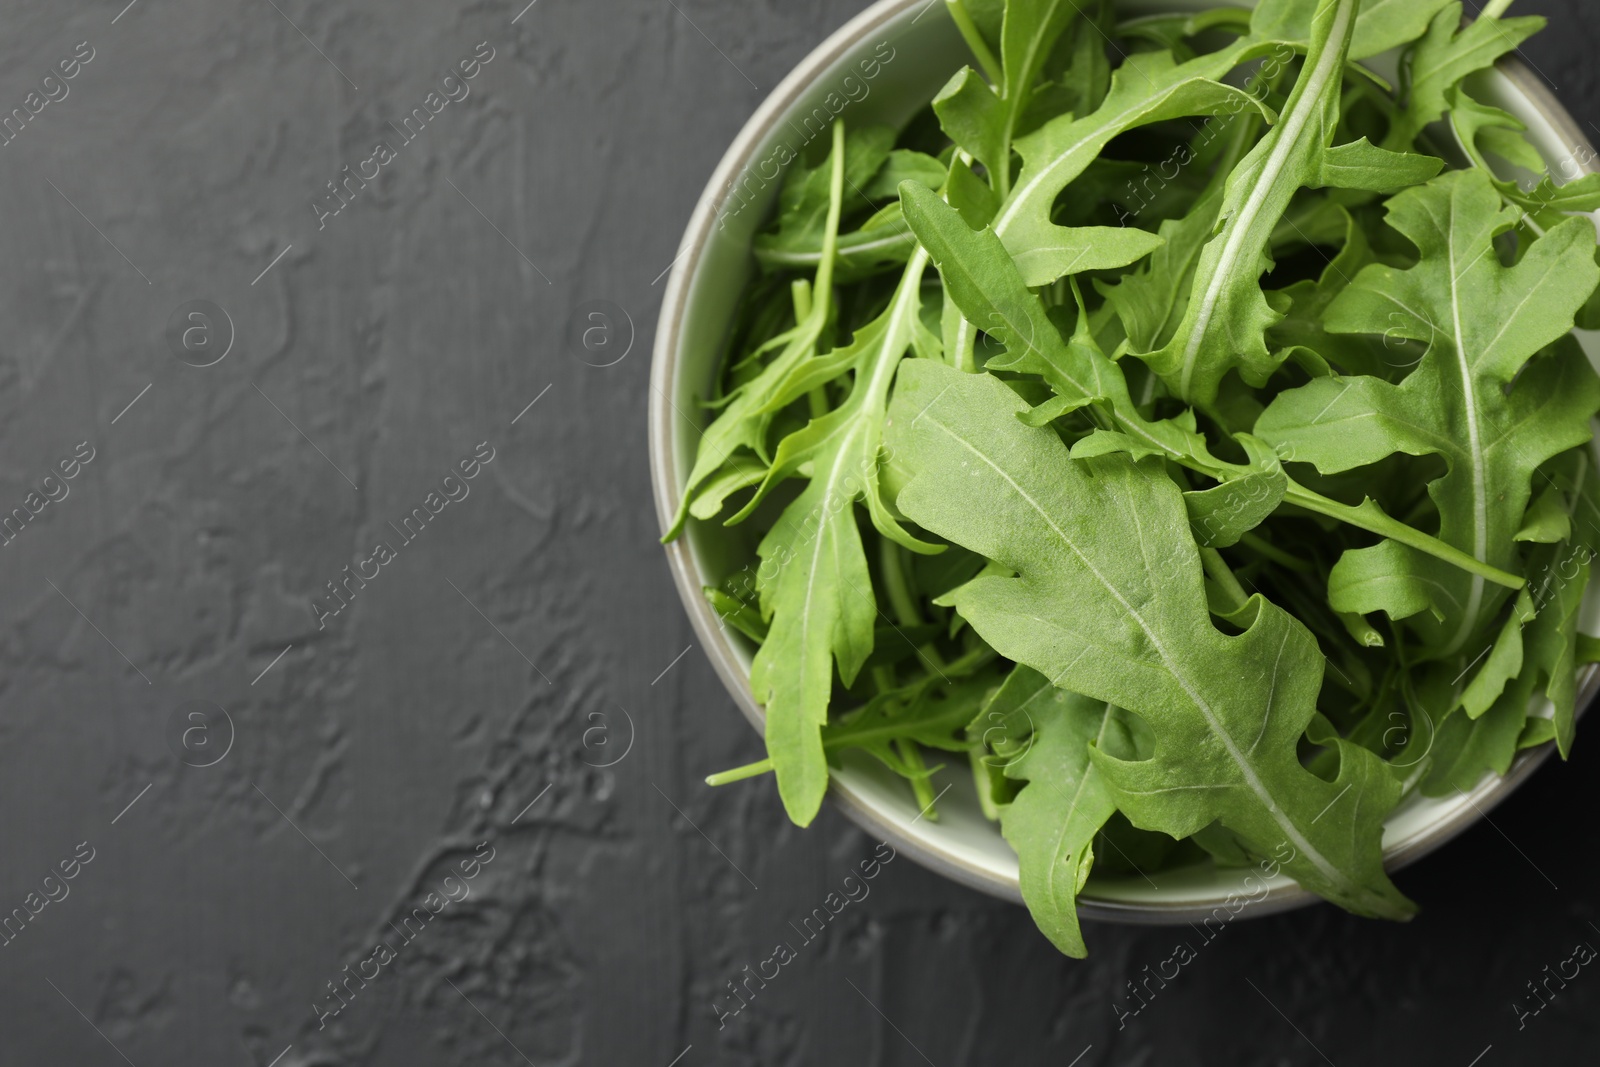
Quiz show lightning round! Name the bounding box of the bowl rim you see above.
[648,0,1600,925]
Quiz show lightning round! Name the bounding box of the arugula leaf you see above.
[887,361,1416,919]
[992,46,1270,290]
[1251,0,1455,60]
[1263,199,1391,379]
[940,12,1276,372]
[900,179,1525,591]
[744,251,938,825]
[706,649,1000,791]
[934,67,1006,180]
[755,144,944,279]
[1185,469,1288,548]
[667,124,854,539]
[1459,590,1535,718]
[994,0,1081,198]
[754,218,919,280]
[1525,449,1600,755]
[1255,170,1600,659]
[991,668,1131,958]
[1137,0,1442,406]
[1097,184,1227,357]
[827,672,998,771]
[1448,87,1600,223]
[1013,225,1167,288]
[1384,3,1543,151]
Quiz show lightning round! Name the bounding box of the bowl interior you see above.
[653,0,1600,921]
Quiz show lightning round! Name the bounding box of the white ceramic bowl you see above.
[650,0,1600,923]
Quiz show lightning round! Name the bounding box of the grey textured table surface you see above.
[0,1,1597,1065]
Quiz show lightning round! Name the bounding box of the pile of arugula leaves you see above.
[667,0,1600,956]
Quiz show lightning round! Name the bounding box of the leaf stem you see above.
[969,747,1002,820]
[953,317,981,373]
[1479,0,1515,18]
[881,536,949,672]
[1089,405,1518,590]
[1239,531,1313,572]
[880,536,923,626]
[1200,547,1251,612]
[946,0,1003,86]
[790,278,812,322]
[1284,486,1525,590]
[896,738,939,818]
[706,758,774,786]
[814,121,848,301]
[791,279,831,417]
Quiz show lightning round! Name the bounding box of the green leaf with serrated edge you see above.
[996,45,1271,241]
[900,180,1526,592]
[863,150,949,202]
[666,123,853,540]
[940,31,1278,373]
[1529,450,1600,755]
[990,46,1271,287]
[1098,184,1226,356]
[772,126,895,247]
[1448,87,1600,222]
[1449,86,1549,174]
[1094,40,1285,362]
[745,251,938,826]
[1266,199,1394,380]
[1251,0,1453,60]
[825,672,999,769]
[1256,171,1600,661]
[1383,4,1542,150]
[1408,451,1598,792]
[1137,0,1417,406]
[995,670,1131,958]
[993,0,1085,196]
[886,362,1415,920]
[748,470,873,822]
[1185,469,1288,548]
[1327,541,1450,622]
[901,182,1214,462]
[688,461,767,521]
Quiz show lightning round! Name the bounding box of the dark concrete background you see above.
[0,1,1596,1065]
